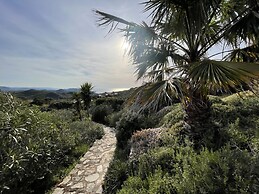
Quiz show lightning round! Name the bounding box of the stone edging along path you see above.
[52,126,116,194]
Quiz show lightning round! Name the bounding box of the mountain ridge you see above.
[0,86,79,93]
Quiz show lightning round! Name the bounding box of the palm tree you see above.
[80,82,93,114]
[95,0,259,123]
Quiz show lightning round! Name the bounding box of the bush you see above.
[51,109,75,122]
[116,110,161,149]
[116,111,142,149]
[129,128,162,162]
[0,94,74,193]
[130,147,177,179]
[95,97,124,111]
[117,94,259,193]
[105,110,124,127]
[160,103,185,128]
[48,100,73,110]
[117,176,148,194]
[120,144,259,194]
[30,98,45,106]
[161,94,259,150]
[68,120,104,146]
[119,169,175,194]
[90,104,113,124]
[0,93,103,194]
[102,160,128,194]
[171,145,259,193]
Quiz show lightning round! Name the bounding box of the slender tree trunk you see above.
[75,101,82,121]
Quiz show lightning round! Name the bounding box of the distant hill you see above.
[56,88,80,93]
[11,89,70,100]
[0,86,58,92]
[0,86,80,93]
[0,86,81,100]
[0,86,134,100]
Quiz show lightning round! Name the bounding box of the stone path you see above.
[52,126,116,194]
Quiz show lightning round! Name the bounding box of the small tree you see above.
[80,82,93,115]
[72,92,82,121]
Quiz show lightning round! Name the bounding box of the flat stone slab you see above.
[52,126,116,194]
[85,173,99,182]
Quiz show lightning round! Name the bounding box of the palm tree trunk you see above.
[182,91,211,124]
[180,91,212,148]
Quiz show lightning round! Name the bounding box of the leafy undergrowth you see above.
[0,92,104,194]
[103,92,259,194]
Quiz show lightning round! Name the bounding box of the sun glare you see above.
[121,40,131,52]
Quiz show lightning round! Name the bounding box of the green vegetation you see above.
[0,92,104,194]
[1,0,259,193]
[80,82,93,112]
[96,1,259,193]
[90,97,124,125]
[102,93,259,193]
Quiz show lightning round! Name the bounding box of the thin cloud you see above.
[0,0,147,92]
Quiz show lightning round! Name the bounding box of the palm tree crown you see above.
[80,82,93,111]
[95,0,259,120]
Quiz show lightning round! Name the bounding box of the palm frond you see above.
[223,0,259,44]
[127,79,182,112]
[189,60,259,94]
[226,44,259,62]
[95,10,136,33]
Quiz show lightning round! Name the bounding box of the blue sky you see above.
[0,0,149,92]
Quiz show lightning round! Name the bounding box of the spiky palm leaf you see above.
[127,79,182,112]
[189,60,259,94]
[223,0,259,44]
[226,44,259,62]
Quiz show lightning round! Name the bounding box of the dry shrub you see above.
[129,128,163,161]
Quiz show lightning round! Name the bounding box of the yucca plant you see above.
[80,82,93,113]
[95,0,259,123]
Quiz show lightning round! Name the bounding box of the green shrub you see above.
[110,94,259,194]
[0,95,74,193]
[105,110,124,127]
[95,97,124,111]
[130,147,176,179]
[147,170,175,194]
[171,145,259,193]
[102,160,128,194]
[160,103,184,128]
[48,100,73,110]
[90,104,113,124]
[30,98,45,106]
[0,93,103,193]
[103,108,176,193]
[118,94,259,193]
[129,128,162,162]
[68,120,104,146]
[51,109,75,122]
[119,169,175,194]
[160,94,259,150]
[208,95,223,104]
[117,176,148,194]
[121,144,259,194]
[116,110,161,149]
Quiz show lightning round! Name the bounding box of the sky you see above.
[0,0,150,92]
